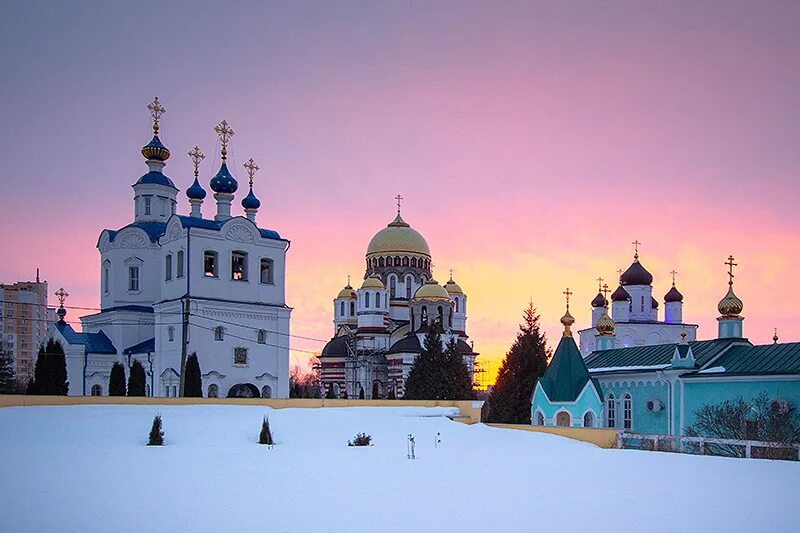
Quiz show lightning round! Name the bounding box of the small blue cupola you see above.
[241,158,261,222]
[210,120,237,221]
[186,146,206,218]
[187,177,207,200]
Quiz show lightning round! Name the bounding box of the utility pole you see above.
[178,296,189,396]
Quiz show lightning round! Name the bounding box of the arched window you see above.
[378,257,385,268]
[411,257,417,268]
[623,393,633,430]
[455,297,460,313]
[389,276,396,298]
[214,326,224,341]
[261,385,272,398]
[91,384,102,396]
[365,292,370,308]
[128,266,140,292]
[333,383,340,399]
[231,251,248,281]
[207,384,218,398]
[176,250,184,278]
[535,411,544,426]
[168,326,175,342]
[260,258,274,284]
[339,301,345,316]
[375,292,381,308]
[606,394,616,428]
[556,411,571,427]
[234,347,248,366]
[349,302,355,316]
[583,411,595,428]
[402,256,409,267]
[103,261,110,293]
[394,256,401,267]
[165,253,173,281]
[421,306,428,324]
[641,296,644,312]
[405,275,413,299]
[257,330,266,344]
[437,305,444,325]
[204,251,218,277]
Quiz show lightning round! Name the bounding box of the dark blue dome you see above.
[210,163,238,194]
[136,171,176,188]
[664,286,683,303]
[591,292,608,308]
[141,135,170,161]
[241,187,261,209]
[620,259,653,286]
[611,285,630,302]
[186,177,207,200]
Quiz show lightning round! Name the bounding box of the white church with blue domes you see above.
[45,98,291,398]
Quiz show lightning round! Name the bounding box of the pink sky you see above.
[2,2,799,383]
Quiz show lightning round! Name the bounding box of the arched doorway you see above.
[556,411,571,427]
[583,411,595,428]
[227,383,260,398]
[261,385,272,399]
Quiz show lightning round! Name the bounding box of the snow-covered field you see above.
[1,405,798,532]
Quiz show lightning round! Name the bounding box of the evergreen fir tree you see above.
[325,384,336,399]
[259,416,274,445]
[0,349,16,394]
[25,378,35,395]
[108,362,126,396]
[183,353,202,397]
[486,302,549,423]
[404,327,447,400]
[127,360,146,396]
[371,381,380,399]
[387,388,396,400]
[359,387,365,399]
[33,339,69,395]
[443,338,473,400]
[148,415,164,446]
[341,388,348,399]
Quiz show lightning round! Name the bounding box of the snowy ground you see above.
[1,405,798,533]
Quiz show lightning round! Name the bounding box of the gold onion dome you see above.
[366,213,431,257]
[412,279,451,301]
[560,308,575,336]
[444,274,463,295]
[718,285,743,317]
[360,274,385,290]
[337,283,356,299]
[141,136,171,162]
[595,311,615,336]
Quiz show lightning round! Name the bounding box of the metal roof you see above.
[585,338,742,372]
[540,335,600,402]
[124,337,155,355]
[55,322,116,354]
[684,342,800,377]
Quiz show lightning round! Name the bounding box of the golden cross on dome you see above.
[601,283,610,299]
[597,276,604,291]
[147,96,165,136]
[670,270,678,287]
[347,274,351,286]
[187,146,205,179]
[563,287,573,309]
[632,240,642,259]
[449,269,454,281]
[55,287,69,307]
[213,120,235,162]
[725,255,737,285]
[244,158,259,188]
[395,194,403,214]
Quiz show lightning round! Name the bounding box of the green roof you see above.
[585,338,742,373]
[540,335,599,402]
[686,342,800,377]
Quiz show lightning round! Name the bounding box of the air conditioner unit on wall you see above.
[646,400,663,412]
[771,399,791,414]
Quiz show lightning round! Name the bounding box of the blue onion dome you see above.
[56,306,67,321]
[651,296,659,309]
[620,258,653,286]
[664,286,683,303]
[210,163,238,194]
[611,285,630,302]
[241,187,261,209]
[141,135,171,162]
[186,177,207,200]
[135,170,176,188]
[591,292,608,308]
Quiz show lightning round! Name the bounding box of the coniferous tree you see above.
[359,387,365,399]
[259,416,274,445]
[183,353,202,397]
[148,415,164,446]
[404,327,447,400]
[387,388,396,400]
[341,388,349,400]
[25,378,35,395]
[0,349,16,394]
[33,339,69,395]
[371,381,380,399]
[325,384,336,399]
[108,362,126,396]
[443,338,473,400]
[127,360,146,396]
[486,302,549,424]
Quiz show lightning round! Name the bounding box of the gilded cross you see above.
[449,269,454,282]
[213,120,235,162]
[725,255,737,285]
[244,158,259,188]
[55,287,69,307]
[563,287,573,308]
[632,240,642,258]
[597,276,604,291]
[347,274,351,286]
[147,96,166,136]
[669,270,678,287]
[395,194,403,214]
[187,146,205,179]
[601,283,610,299]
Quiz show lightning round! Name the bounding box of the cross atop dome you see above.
[188,146,205,178]
[725,255,737,286]
[670,270,678,287]
[55,287,69,322]
[214,120,234,162]
[395,194,403,215]
[147,96,165,136]
[632,239,642,260]
[244,158,260,188]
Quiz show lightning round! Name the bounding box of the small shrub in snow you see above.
[148,415,164,446]
[259,416,274,446]
[348,433,372,446]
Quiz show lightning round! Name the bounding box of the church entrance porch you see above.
[227,383,260,398]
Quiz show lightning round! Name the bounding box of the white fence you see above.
[618,432,800,460]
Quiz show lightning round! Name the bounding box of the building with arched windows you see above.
[320,208,478,398]
[43,98,291,398]
[532,258,800,438]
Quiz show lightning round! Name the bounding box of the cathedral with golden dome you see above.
[319,203,477,399]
